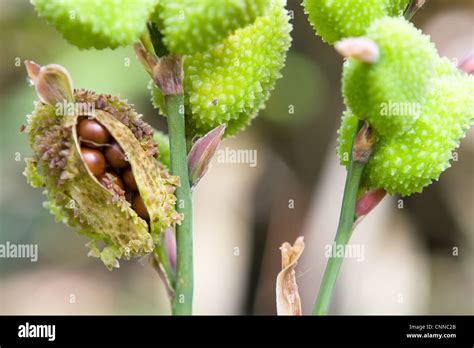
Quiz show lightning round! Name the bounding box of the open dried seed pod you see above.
[23,61,181,270]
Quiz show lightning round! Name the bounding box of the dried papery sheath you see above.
[24,62,181,270]
[25,60,74,105]
[153,55,184,96]
[404,0,427,20]
[276,237,304,315]
[133,43,158,77]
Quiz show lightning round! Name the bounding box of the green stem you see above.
[166,94,193,315]
[313,121,366,315]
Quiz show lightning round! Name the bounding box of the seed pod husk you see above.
[24,65,181,270]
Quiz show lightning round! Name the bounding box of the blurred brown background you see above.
[0,0,473,315]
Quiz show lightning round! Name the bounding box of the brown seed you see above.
[99,171,125,190]
[125,191,133,204]
[104,141,129,168]
[81,147,105,177]
[132,193,149,220]
[122,167,138,191]
[77,118,111,147]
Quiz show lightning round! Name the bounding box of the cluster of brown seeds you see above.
[77,117,149,220]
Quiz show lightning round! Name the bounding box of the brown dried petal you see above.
[276,236,305,316]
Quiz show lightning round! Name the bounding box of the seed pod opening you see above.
[24,84,181,270]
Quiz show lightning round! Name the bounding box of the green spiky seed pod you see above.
[302,0,409,44]
[155,0,270,55]
[435,56,459,77]
[342,17,438,137]
[151,0,292,137]
[31,0,159,49]
[337,72,474,196]
[24,89,181,270]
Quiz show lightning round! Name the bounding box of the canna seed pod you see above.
[154,0,271,55]
[31,0,159,49]
[342,17,438,137]
[24,62,181,270]
[337,70,474,196]
[303,0,410,44]
[151,0,292,137]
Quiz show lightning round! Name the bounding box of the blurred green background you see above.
[0,0,473,315]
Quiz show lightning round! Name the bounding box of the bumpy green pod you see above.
[31,0,159,49]
[342,17,438,137]
[24,90,181,269]
[338,72,474,196]
[151,0,292,137]
[155,0,270,55]
[302,0,409,44]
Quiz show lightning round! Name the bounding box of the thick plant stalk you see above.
[166,93,194,315]
[313,121,374,315]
